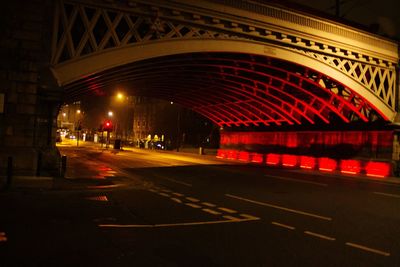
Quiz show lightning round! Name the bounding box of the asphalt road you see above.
[1,141,400,266]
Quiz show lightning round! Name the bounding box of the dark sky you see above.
[290,0,399,40]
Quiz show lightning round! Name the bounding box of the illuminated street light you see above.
[77,109,81,114]
[116,92,125,101]
[108,111,113,117]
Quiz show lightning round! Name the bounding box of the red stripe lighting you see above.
[227,150,239,160]
[266,153,280,166]
[216,149,227,159]
[365,161,391,178]
[282,154,298,167]
[340,159,361,175]
[251,153,264,163]
[300,156,316,169]
[318,157,337,172]
[238,151,250,162]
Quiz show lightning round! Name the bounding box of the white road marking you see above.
[226,194,332,221]
[239,214,260,220]
[223,215,240,221]
[158,192,170,197]
[186,197,200,202]
[218,207,237,214]
[163,177,192,187]
[86,195,108,202]
[170,197,182,203]
[202,202,217,207]
[304,231,336,241]
[172,192,184,197]
[271,221,295,230]
[87,184,123,189]
[98,216,260,228]
[148,189,158,193]
[345,242,390,257]
[185,203,202,209]
[202,208,222,215]
[266,175,328,187]
[373,192,400,199]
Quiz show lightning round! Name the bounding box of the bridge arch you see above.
[54,38,395,126]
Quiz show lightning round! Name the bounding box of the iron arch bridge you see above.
[51,0,399,127]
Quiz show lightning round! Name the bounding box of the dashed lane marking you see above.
[271,221,295,230]
[304,231,336,241]
[202,208,222,215]
[170,197,182,203]
[218,207,237,214]
[87,184,123,189]
[345,242,390,257]
[147,188,260,225]
[225,194,332,221]
[266,175,328,187]
[163,177,192,187]
[86,195,108,202]
[186,197,200,202]
[185,203,202,209]
[373,192,400,199]
[202,202,217,207]
[161,189,172,193]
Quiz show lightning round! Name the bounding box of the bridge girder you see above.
[51,0,399,125]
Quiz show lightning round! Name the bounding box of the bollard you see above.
[36,151,42,177]
[199,147,204,155]
[60,155,67,178]
[6,156,12,189]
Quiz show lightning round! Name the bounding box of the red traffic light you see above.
[103,120,113,131]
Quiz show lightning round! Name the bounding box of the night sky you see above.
[290,0,399,40]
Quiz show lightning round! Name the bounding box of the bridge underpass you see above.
[0,0,399,177]
[61,51,397,177]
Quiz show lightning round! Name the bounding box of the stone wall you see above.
[0,0,62,176]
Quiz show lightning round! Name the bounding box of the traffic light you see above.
[103,120,113,131]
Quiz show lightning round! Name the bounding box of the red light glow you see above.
[266,154,280,166]
[238,151,250,162]
[340,159,361,175]
[365,161,391,178]
[227,150,239,160]
[300,156,316,169]
[318,157,337,172]
[281,154,298,167]
[251,153,264,163]
[216,149,227,159]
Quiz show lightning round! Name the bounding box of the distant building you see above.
[57,101,82,131]
[132,97,218,149]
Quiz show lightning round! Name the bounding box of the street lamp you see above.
[116,92,125,101]
[108,111,113,117]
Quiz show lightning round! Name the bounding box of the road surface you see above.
[1,141,399,266]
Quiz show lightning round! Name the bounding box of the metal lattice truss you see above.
[53,0,399,124]
[65,53,379,127]
[295,49,397,111]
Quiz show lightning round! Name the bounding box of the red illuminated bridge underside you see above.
[65,52,386,127]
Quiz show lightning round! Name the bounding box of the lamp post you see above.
[76,109,82,147]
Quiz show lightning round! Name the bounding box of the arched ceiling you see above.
[64,52,386,127]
